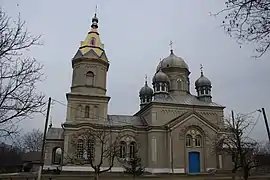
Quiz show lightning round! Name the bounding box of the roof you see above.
[46,128,64,140]
[107,115,145,127]
[153,93,224,108]
[22,151,41,163]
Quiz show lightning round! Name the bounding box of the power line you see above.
[247,111,262,136]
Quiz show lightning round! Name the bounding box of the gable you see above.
[166,111,219,132]
[73,50,83,59]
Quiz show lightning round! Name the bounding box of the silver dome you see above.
[156,50,189,72]
[139,82,153,96]
[195,74,211,87]
[152,69,170,83]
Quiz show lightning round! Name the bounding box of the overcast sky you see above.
[1,0,270,142]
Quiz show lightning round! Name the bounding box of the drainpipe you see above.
[167,125,174,173]
[170,128,174,173]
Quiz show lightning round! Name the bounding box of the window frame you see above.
[186,134,192,147]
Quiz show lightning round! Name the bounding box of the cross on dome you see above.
[169,40,173,51]
[200,64,204,76]
[95,5,98,14]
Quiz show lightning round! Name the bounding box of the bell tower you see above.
[66,12,110,124]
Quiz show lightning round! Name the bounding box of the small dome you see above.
[195,74,211,87]
[139,82,153,96]
[152,69,170,83]
[156,50,189,72]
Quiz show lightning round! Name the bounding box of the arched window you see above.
[119,141,127,158]
[86,71,94,86]
[77,139,84,159]
[129,141,136,159]
[87,139,95,162]
[161,84,165,91]
[171,80,176,90]
[156,84,160,91]
[76,105,82,117]
[94,105,99,118]
[90,37,96,46]
[200,89,204,95]
[177,79,182,90]
[52,147,62,164]
[186,134,192,147]
[85,106,90,118]
[195,135,202,147]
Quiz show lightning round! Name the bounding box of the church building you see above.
[44,12,231,174]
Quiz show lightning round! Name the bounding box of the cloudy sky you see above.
[1,0,270,141]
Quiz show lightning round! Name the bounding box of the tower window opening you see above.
[156,84,160,91]
[85,106,90,118]
[200,89,204,95]
[177,79,182,90]
[141,98,145,103]
[90,37,96,46]
[86,71,94,86]
[94,105,99,118]
[161,85,165,91]
[76,105,82,118]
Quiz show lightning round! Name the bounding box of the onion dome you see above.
[195,73,211,87]
[139,75,153,109]
[152,69,170,83]
[156,50,189,72]
[139,81,153,97]
[195,68,211,87]
[195,64,212,102]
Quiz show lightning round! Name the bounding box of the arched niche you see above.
[86,71,94,86]
[52,147,62,165]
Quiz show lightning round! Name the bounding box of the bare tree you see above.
[214,0,270,58]
[67,127,121,180]
[0,8,46,137]
[213,114,260,180]
[21,128,43,152]
[121,148,144,179]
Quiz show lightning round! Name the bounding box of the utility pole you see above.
[262,108,270,142]
[231,110,235,129]
[37,97,52,180]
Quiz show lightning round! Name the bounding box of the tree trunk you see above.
[231,173,235,180]
[95,172,99,180]
[243,169,249,180]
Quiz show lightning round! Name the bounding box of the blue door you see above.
[189,151,200,173]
